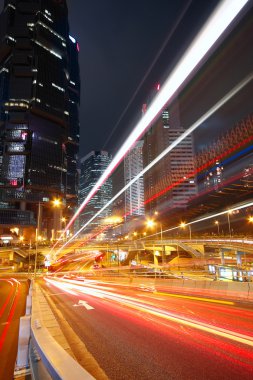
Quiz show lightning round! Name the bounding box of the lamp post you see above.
[227,210,232,238]
[61,217,67,241]
[34,201,42,280]
[215,220,220,235]
[52,198,63,241]
[180,222,191,240]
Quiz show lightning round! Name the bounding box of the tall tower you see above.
[124,140,145,220]
[143,97,197,216]
[79,151,112,234]
[0,0,80,234]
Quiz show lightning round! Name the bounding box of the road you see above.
[0,277,29,380]
[41,276,253,380]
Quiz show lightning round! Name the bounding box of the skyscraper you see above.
[124,140,145,220]
[0,0,80,234]
[79,151,112,234]
[143,98,197,216]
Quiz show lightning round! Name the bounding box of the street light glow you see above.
[52,198,61,207]
[146,219,156,228]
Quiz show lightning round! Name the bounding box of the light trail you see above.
[52,0,248,254]
[53,72,252,258]
[0,279,21,352]
[155,292,234,305]
[0,279,14,318]
[59,131,253,253]
[139,199,253,238]
[144,134,253,204]
[46,277,253,348]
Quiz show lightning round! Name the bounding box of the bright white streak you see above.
[147,200,253,237]
[54,73,252,258]
[64,0,248,232]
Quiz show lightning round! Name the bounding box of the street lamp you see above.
[215,220,220,235]
[146,219,163,240]
[52,198,63,241]
[227,210,232,238]
[180,222,192,240]
[146,219,155,229]
[34,201,42,279]
[52,198,62,208]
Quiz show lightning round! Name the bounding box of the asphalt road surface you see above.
[0,277,29,380]
[42,277,253,380]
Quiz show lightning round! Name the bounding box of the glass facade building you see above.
[143,99,197,215]
[0,0,80,230]
[79,151,112,234]
[124,140,145,220]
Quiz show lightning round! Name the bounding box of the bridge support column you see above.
[236,251,242,266]
[236,251,245,267]
[220,249,225,265]
[153,250,159,267]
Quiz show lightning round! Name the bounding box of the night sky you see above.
[67,0,220,157]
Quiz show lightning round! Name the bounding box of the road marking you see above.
[139,294,167,301]
[73,300,94,310]
[155,292,234,305]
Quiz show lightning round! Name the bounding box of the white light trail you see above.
[52,0,249,257]
[54,73,252,258]
[46,277,253,348]
[148,200,253,238]
[65,0,248,228]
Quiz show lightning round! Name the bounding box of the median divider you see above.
[31,282,95,380]
[92,275,253,301]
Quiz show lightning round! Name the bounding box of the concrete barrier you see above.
[26,294,32,315]
[16,315,31,370]
[92,275,253,301]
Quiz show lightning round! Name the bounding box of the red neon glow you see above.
[144,135,253,205]
[0,280,14,318]
[0,280,21,352]
[77,42,80,52]
[156,83,160,91]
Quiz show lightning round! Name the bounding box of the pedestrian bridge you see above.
[69,237,253,261]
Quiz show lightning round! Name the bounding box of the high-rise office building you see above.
[124,140,145,219]
[79,151,112,234]
[143,98,197,216]
[0,0,80,234]
[111,160,125,217]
